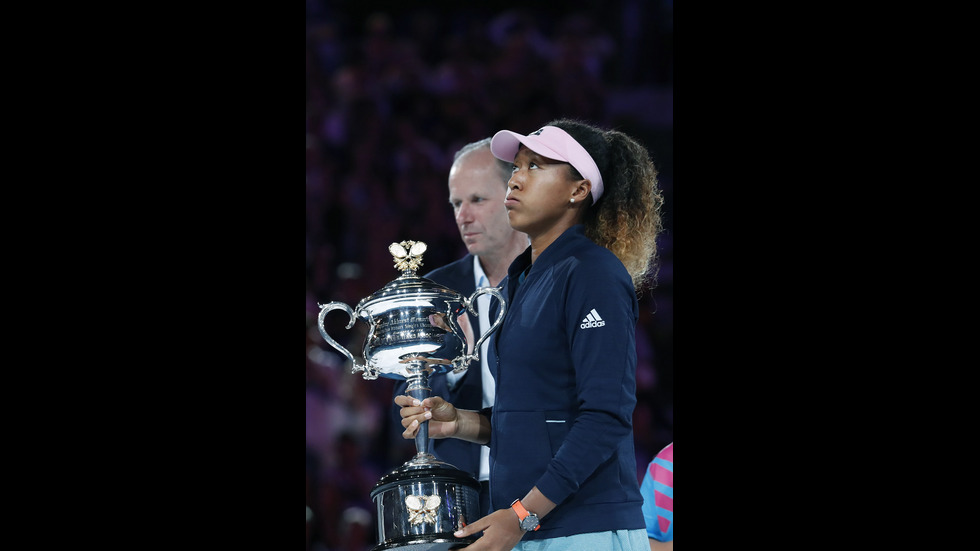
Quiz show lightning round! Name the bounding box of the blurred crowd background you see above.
[305,1,672,549]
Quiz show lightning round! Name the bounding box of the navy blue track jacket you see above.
[487,225,645,539]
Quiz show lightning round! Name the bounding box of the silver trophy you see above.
[317,240,506,551]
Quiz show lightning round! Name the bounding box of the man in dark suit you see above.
[392,138,528,516]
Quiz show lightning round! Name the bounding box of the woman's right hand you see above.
[395,395,459,440]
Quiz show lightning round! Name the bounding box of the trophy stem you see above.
[405,360,433,461]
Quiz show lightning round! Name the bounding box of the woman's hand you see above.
[452,508,527,551]
[394,395,460,440]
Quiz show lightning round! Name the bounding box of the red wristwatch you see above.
[510,499,540,531]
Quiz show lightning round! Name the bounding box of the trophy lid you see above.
[355,240,463,313]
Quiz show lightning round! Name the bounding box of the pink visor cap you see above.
[490,125,604,203]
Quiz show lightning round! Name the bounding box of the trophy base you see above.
[371,536,477,551]
[370,458,481,551]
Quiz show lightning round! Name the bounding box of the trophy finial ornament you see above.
[389,240,427,273]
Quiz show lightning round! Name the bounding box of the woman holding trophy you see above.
[396,118,665,551]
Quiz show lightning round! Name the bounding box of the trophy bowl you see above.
[316,240,506,551]
[318,240,505,381]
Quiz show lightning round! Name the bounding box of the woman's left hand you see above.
[452,508,526,551]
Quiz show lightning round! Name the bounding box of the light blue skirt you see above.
[512,529,649,551]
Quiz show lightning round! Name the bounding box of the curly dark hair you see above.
[548,118,665,294]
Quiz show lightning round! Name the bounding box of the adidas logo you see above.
[580,308,606,329]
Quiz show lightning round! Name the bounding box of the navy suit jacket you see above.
[391,253,486,479]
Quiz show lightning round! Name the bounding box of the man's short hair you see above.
[453,138,511,187]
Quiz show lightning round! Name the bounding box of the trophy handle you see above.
[452,287,507,373]
[316,302,376,379]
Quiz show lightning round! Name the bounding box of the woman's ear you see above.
[571,180,592,204]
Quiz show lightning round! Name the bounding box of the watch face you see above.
[520,514,539,531]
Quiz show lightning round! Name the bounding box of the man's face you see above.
[448,148,514,257]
